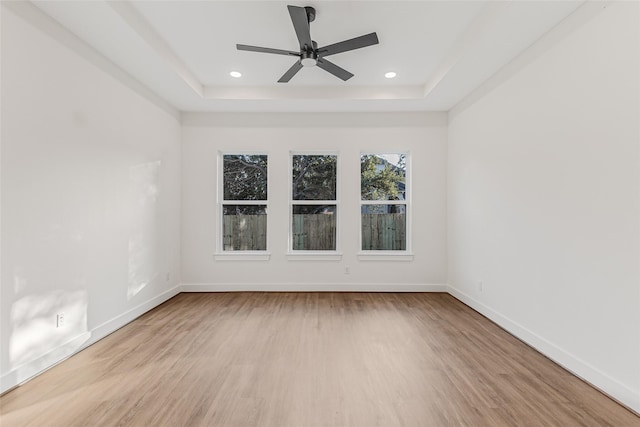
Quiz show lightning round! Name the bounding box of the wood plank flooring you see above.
[1,292,638,426]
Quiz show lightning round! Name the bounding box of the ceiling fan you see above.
[236,5,379,83]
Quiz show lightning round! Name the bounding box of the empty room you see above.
[1,0,639,425]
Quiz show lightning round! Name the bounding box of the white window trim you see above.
[359,151,412,255]
[357,252,414,261]
[215,151,270,259]
[215,252,271,261]
[288,151,341,258]
[286,252,342,261]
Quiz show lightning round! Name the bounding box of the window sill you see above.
[357,252,414,261]
[214,252,271,261]
[287,252,343,261]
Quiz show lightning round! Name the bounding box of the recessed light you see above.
[230,71,242,78]
[385,71,397,79]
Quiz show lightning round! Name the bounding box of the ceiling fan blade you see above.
[288,5,313,50]
[316,58,354,81]
[318,32,379,57]
[237,44,299,56]
[278,61,303,83]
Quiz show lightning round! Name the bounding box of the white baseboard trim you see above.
[446,285,640,416]
[4,283,637,416]
[90,285,181,340]
[0,285,181,395]
[181,282,448,292]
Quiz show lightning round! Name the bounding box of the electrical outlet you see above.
[56,313,65,328]
[345,266,351,275]
[478,281,484,292]
[165,272,171,282]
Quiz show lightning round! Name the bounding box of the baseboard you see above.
[181,282,448,292]
[0,285,181,395]
[446,285,640,416]
[4,283,637,416]
[90,285,181,339]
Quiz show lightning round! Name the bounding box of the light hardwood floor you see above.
[1,292,638,426]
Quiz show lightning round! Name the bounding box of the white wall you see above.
[1,4,181,392]
[448,1,640,413]
[2,0,637,414]
[181,112,447,290]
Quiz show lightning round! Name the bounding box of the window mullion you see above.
[223,200,268,205]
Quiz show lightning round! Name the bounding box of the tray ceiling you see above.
[30,1,585,112]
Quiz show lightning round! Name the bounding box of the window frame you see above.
[358,151,413,261]
[287,151,342,260]
[215,151,270,261]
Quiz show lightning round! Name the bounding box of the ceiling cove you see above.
[29,1,586,112]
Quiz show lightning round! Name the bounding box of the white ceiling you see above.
[31,0,585,113]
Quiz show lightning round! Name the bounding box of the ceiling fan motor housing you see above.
[301,50,318,67]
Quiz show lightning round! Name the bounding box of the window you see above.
[290,154,338,252]
[360,153,409,252]
[219,154,268,253]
